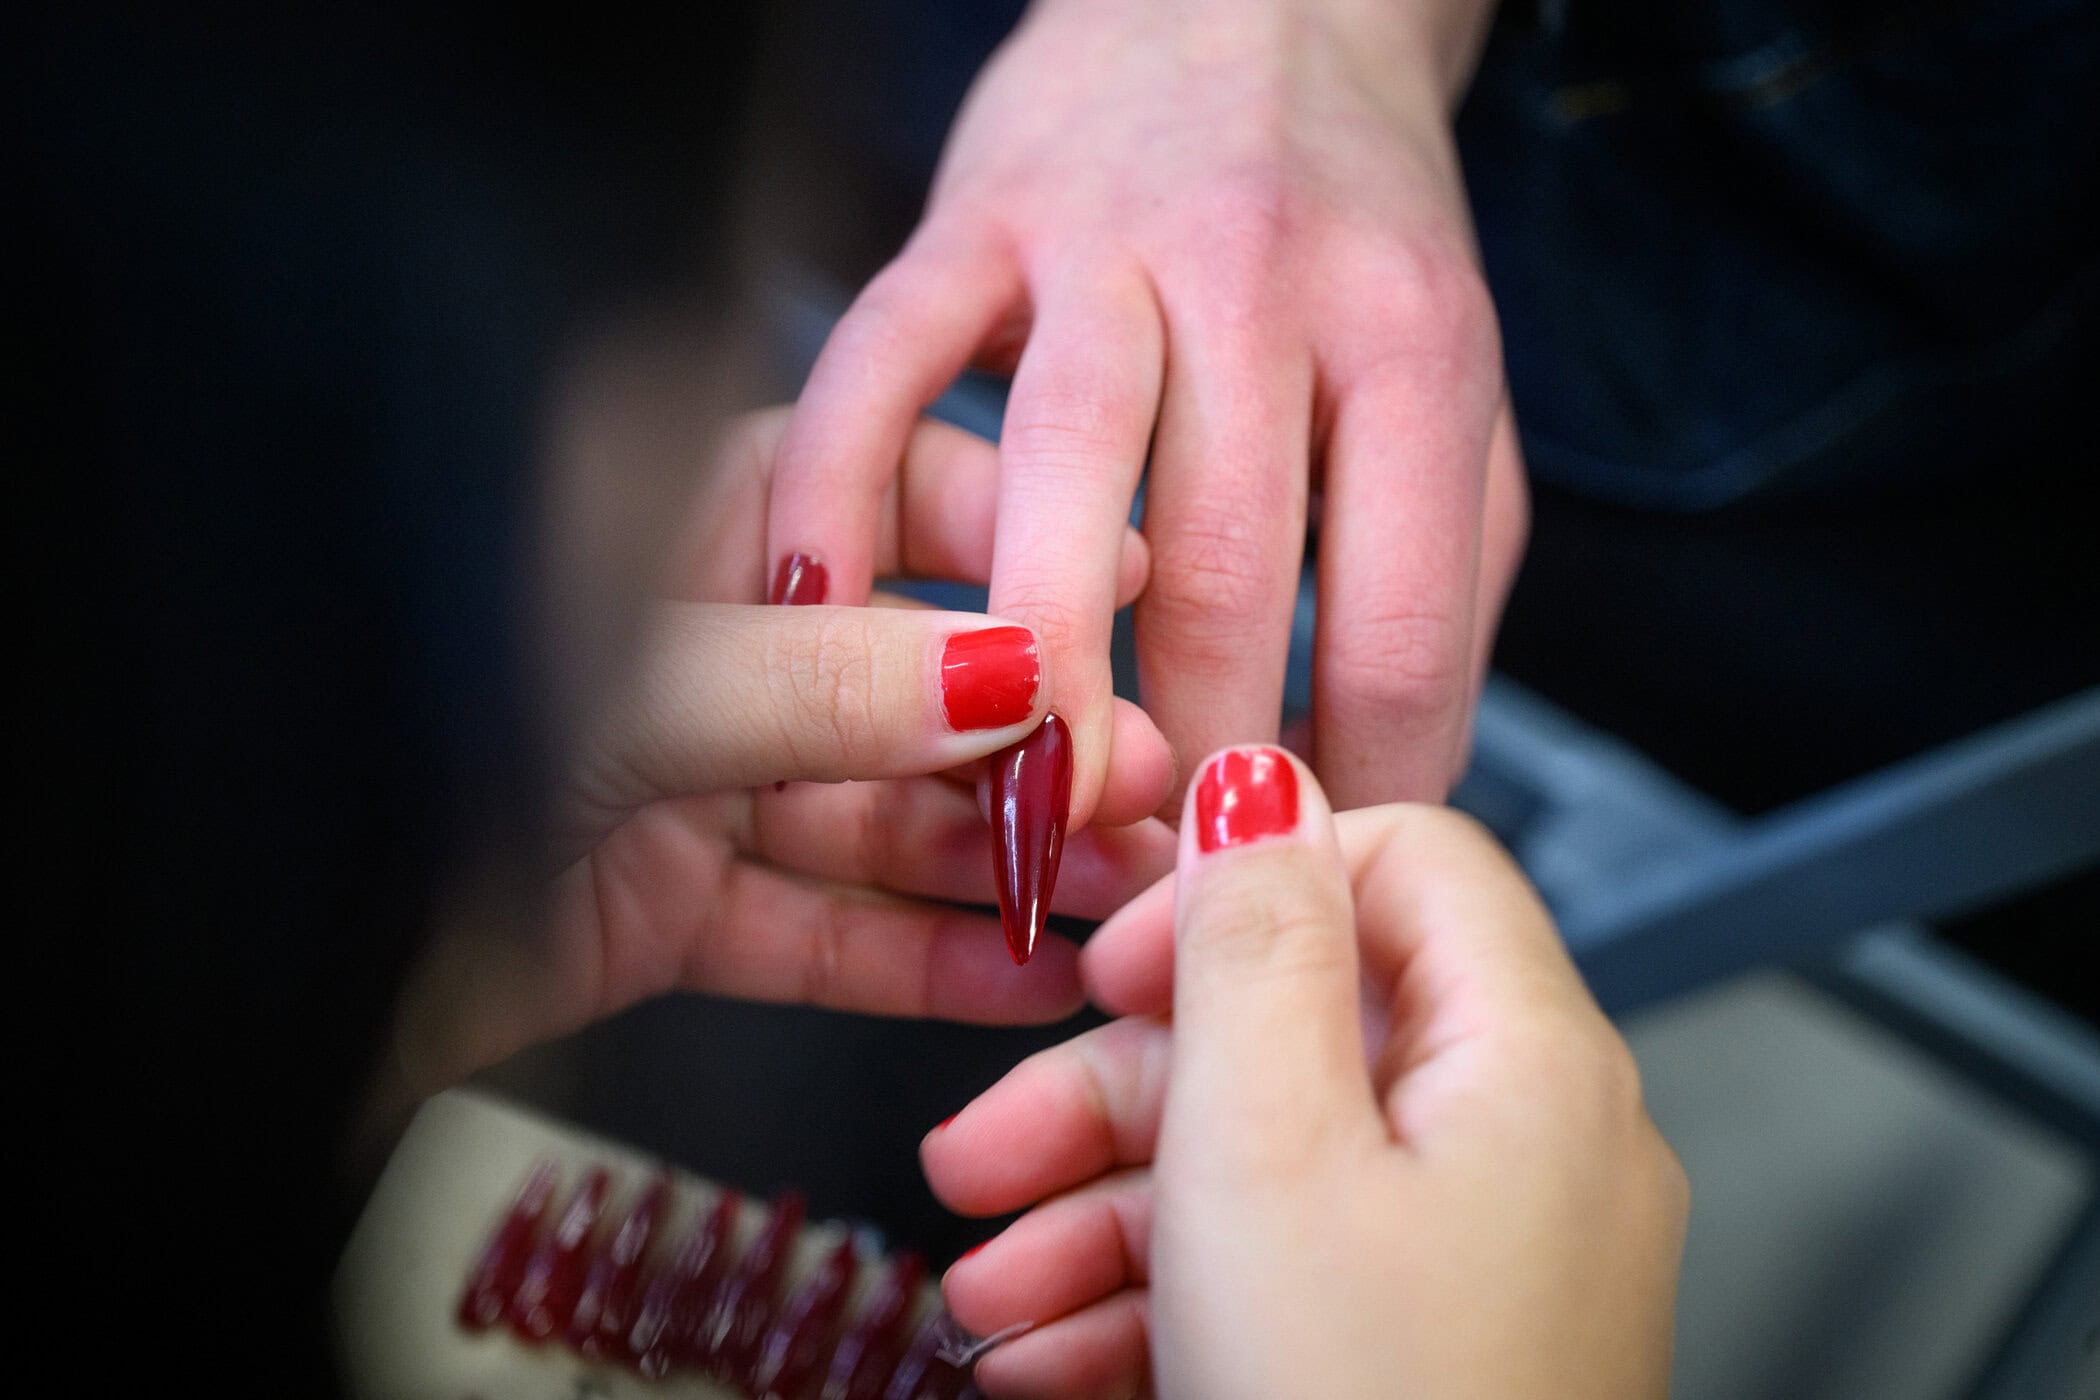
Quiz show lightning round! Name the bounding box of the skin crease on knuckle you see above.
[1320,603,1469,723]
[761,615,882,777]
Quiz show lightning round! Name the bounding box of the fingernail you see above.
[1195,747,1300,853]
[769,552,828,606]
[699,1190,806,1380]
[932,1113,958,1133]
[746,1238,859,1397]
[988,712,1072,966]
[627,1186,738,1377]
[957,1241,988,1262]
[823,1252,926,1400]
[507,1167,610,1342]
[458,1159,559,1331]
[940,625,1039,731]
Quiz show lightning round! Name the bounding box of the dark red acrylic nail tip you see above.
[629,1187,740,1377]
[1194,746,1299,853]
[507,1166,610,1341]
[700,1190,806,1379]
[569,1174,672,1360]
[770,552,828,606]
[458,1160,559,1331]
[987,712,1072,966]
[747,1237,860,1398]
[823,1252,925,1400]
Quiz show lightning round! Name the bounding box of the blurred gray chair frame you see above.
[1441,672,2100,1400]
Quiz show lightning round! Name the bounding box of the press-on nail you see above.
[987,712,1071,965]
[507,1167,610,1341]
[571,1174,673,1360]
[630,1187,740,1377]
[822,1252,926,1400]
[458,1160,559,1331]
[700,1190,806,1379]
[747,1237,860,1398]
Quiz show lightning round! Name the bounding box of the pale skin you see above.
[925,752,1690,1400]
[768,0,1529,826]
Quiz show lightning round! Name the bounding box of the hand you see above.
[384,408,1178,1099]
[924,748,1687,1399]
[768,0,1528,821]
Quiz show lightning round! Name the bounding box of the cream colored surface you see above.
[333,1089,934,1400]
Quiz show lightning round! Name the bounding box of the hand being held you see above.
[770,0,1529,822]
[926,749,1687,1399]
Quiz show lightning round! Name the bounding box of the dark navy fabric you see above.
[1460,0,2100,508]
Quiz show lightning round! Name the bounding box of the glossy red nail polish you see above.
[570,1174,673,1360]
[940,626,1039,731]
[820,1252,925,1400]
[628,1187,740,1377]
[747,1237,860,1398]
[770,552,828,606]
[507,1167,610,1342]
[956,1241,988,1263]
[987,712,1071,965]
[699,1190,806,1379]
[1195,747,1299,853]
[458,1160,559,1331]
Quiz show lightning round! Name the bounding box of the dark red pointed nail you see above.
[823,1252,926,1400]
[570,1174,673,1361]
[882,1317,964,1400]
[699,1190,806,1379]
[458,1160,559,1331]
[940,626,1039,731]
[987,712,1071,966]
[507,1167,610,1342]
[1194,747,1300,853]
[629,1187,740,1377]
[747,1237,860,1398]
[770,552,828,606]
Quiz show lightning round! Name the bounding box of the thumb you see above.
[1166,747,1376,1154]
[578,601,1047,813]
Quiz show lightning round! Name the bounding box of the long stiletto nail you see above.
[458,1160,559,1330]
[987,712,1071,966]
[507,1167,610,1341]
[882,1317,965,1400]
[700,1190,806,1379]
[747,1237,860,1398]
[821,1252,926,1400]
[570,1174,673,1360]
[940,626,1039,731]
[1194,746,1299,853]
[629,1187,740,1377]
[770,552,828,606]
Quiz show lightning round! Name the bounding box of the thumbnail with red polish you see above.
[769,552,828,606]
[458,1159,558,1330]
[1195,747,1300,853]
[507,1167,610,1341]
[988,712,1072,966]
[940,626,1039,731]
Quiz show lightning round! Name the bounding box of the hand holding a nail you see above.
[925,749,1687,1399]
[384,409,1177,1098]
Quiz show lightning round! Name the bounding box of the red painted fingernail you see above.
[988,712,1072,966]
[770,552,828,606]
[458,1160,559,1331]
[940,626,1039,731]
[747,1237,860,1397]
[1195,747,1300,853]
[958,1241,988,1262]
[933,1114,958,1132]
[507,1167,610,1342]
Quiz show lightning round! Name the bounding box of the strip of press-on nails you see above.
[1194,747,1300,853]
[940,626,1040,732]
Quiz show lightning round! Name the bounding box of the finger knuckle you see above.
[767,616,882,771]
[1003,385,1142,477]
[1147,509,1288,651]
[1320,602,1467,718]
[1342,238,1502,383]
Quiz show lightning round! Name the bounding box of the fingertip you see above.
[1091,699,1175,828]
[1113,527,1151,610]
